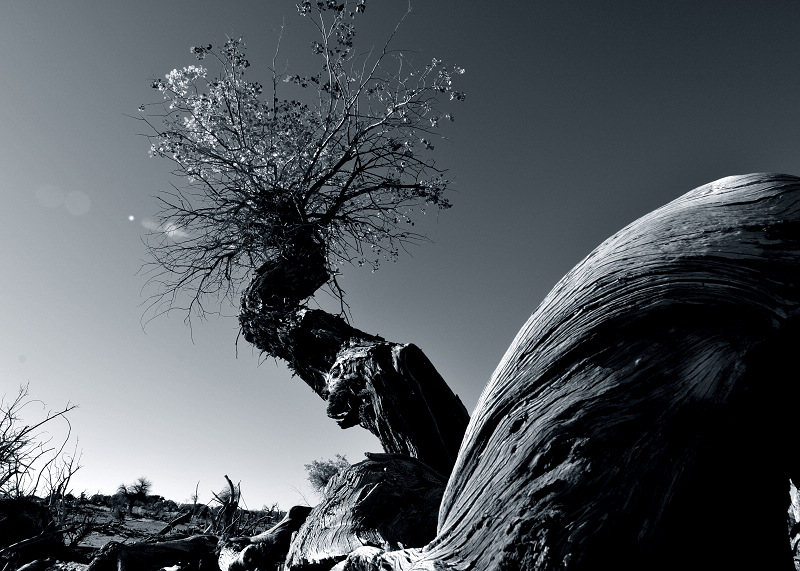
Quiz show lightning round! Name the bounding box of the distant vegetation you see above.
[305,454,350,494]
[0,385,290,567]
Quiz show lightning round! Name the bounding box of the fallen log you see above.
[86,535,217,571]
[426,173,800,570]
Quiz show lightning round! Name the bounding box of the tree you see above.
[304,454,349,494]
[130,476,152,499]
[141,2,464,318]
[117,477,152,515]
[135,7,800,569]
[139,0,469,477]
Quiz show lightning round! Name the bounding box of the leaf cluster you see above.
[304,454,350,493]
[138,0,465,319]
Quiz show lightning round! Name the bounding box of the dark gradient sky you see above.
[2,1,799,509]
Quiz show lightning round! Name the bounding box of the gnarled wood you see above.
[419,173,800,570]
[285,453,445,571]
[325,344,468,476]
[239,242,469,477]
[319,173,800,570]
[331,547,422,571]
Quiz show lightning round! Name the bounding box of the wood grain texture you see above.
[285,454,445,571]
[326,343,469,477]
[240,249,469,476]
[418,173,800,570]
[325,173,800,570]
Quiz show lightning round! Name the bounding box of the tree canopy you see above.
[139,0,465,319]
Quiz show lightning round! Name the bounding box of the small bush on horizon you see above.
[305,454,350,494]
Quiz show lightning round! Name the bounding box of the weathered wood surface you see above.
[239,241,469,477]
[217,505,312,571]
[285,453,445,570]
[330,547,421,571]
[86,535,218,571]
[425,173,800,570]
[326,173,800,570]
[325,343,469,477]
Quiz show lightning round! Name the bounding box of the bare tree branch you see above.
[0,384,79,499]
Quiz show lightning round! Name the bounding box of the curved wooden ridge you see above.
[328,174,800,570]
[425,173,800,570]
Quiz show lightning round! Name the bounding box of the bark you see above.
[86,535,218,571]
[325,173,800,570]
[285,453,445,571]
[325,344,468,476]
[239,242,469,477]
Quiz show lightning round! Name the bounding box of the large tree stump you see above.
[285,453,445,570]
[323,173,800,570]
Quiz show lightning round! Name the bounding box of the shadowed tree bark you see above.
[325,173,800,570]
[239,237,469,478]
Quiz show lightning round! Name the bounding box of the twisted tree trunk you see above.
[330,173,800,570]
[239,238,469,477]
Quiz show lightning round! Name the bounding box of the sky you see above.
[1,0,800,511]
